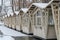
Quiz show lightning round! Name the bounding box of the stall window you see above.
[37,18,41,25]
[42,12,45,16]
[0,0,2,5]
[48,9,54,25]
[34,14,36,25]
[42,12,45,24]
[34,10,42,26]
[37,11,41,16]
[23,13,29,26]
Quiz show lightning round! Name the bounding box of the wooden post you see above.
[51,3,59,40]
[11,15,16,29]
[58,3,60,39]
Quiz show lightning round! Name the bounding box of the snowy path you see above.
[0,22,30,40]
[0,22,28,37]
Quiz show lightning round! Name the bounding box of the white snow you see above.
[10,12,14,16]
[33,3,48,9]
[32,0,53,9]
[0,22,28,40]
[0,22,28,37]
[7,14,10,17]
[21,8,28,13]
[3,16,5,18]
[0,36,15,40]
[15,11,20,15]
[5,1,11,6]
[5,15,7,17]
[0,0,1,5]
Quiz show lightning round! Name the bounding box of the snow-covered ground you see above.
[0,25,28,37]
[0,22,28,40]
[0,36,15,40]
[0,22,28,37]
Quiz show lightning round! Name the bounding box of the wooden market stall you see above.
[14,9,27,32]
[15,11,21,31]
[10,13,16,29]
[20,8,32,34]
[16,10,25,32]
[20,0,54,35]
[6,14,11,27]
[22,0,57,39]
[8,14,12,28]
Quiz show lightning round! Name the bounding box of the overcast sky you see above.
[0,0,2,5]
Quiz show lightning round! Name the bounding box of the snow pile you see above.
[15,11,20,15]
[0,22,28,37]
[7,13,10,17]
[4,15,7,17]
[32,0,53,9]
[10,12,14,16]
[0,36,15,40]
[0,22,28,40]
[3,16,5,18]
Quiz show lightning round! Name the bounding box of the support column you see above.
[51,3,59,40]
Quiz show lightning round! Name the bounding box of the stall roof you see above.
[32,0,53,9]
[15,11,20,15]
[5,15,7,17]
[22,0,53,14]
[20,8,28,13]
[10,12,14,16]
[7,14,10,17]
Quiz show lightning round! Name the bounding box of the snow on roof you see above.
[3,16,5,18]
[21,8,28,13]
[1,36,15,40]
[5,15,7,17]
[15,11,20,15]
[7,13,11,17]
[33,3,48,9]
[10,12,14,16]
[32,0,53,9]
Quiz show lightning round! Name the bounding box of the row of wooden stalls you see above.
[3,0,60,40]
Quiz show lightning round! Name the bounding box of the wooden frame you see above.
[15,14,21,31]
[32,7,56,39]
[6,16,9,27]
[22,12,30,34]
[19,11,23,32]
[8,15,12,28]
[11,13,16,29]
[51,2,60,40]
